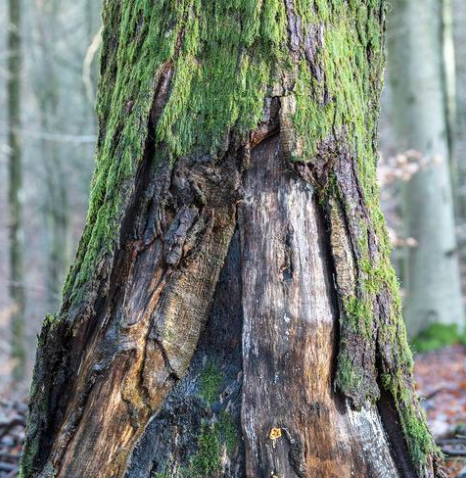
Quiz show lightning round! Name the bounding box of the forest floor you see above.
[1,346,466,477]
[415,345,466,477]
[0,391,26,477]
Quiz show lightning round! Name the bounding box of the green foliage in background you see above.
[411,323,466,353]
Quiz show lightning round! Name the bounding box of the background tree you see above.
[20,2,443,478]
[453,0,466,234]
[0,0,102,389]
[7,0,26,381]
[387,0,464,337]
[34,0,70,312]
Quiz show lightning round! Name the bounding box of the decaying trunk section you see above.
[238,135,399,477]
[21,1,445,478]
[123,136,400,478]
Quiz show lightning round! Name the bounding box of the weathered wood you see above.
[123,135,414,478]
[126,231,245,478]
[240,135,399,478]
[30,154,241,478]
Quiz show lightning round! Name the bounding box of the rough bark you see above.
[21,2,444,478]
[387,0,465,336]
[7,0,26,381]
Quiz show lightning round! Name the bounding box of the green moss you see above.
[60,0,387,334]
[305,3,439,471]
[376,299,438,471]
[19,461,55,478]
[368,280,434,469]
[156,0,289,160]
[283,2,437,469]
[184,412,239,477]
[401,412,437,466]
[43,313,59,329]
[199,362,223,406]
[379,367,438,470]
[63,0,186,301]
[335,349,363,394]
[412,323,464,353]
[153,472,170,478]
[18,441,39,478]
[343,296,373,338]
[291,1,384,163]
[218,411,239,454]
[60,0,290,310]
[188,423,221,478]
[360,260,389,294]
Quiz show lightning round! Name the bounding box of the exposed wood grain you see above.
[239,135,399,478]
[126,231,245,478]
[49,158,240,478]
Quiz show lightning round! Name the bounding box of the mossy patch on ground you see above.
[411,323,465,354]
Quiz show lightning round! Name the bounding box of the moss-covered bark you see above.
[21,1,443,477]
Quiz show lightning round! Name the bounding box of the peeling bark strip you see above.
[22,1,444,478]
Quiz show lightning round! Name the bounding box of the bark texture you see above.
[388,0,464,337]
[7,0,26,381]
[21,1,444,478]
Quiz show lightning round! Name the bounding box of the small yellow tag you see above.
[269,427,282,441]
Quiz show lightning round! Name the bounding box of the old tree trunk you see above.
[21,1,444,478]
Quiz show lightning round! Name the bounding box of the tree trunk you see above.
[7,0,26,382]
[441,0,456,175]
[21,2,444,478]
[453,0,466,238]
[35,0,71,312]
[387,0,465,337]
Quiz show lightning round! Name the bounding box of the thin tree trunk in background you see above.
[7,0,26,381]
[442,0,456,175]
[86,0,94,43]
[21,2,444,477]
[42,131,70,311]
[36,0,70,312]
[83,0,101,122]
[388,0,464,337]
[453,0,466,236]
